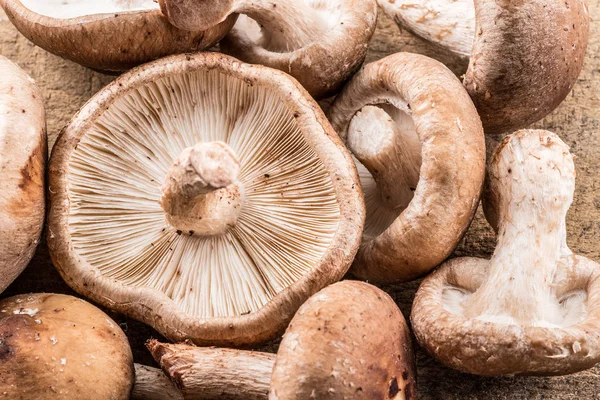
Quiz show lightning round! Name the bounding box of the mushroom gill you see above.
[66,68,341,319]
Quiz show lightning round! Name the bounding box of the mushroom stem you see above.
[148,340,274,399]
[462,131,575,327]
[347,106,421,211]
[237,0,329,52]
[132,364,184,400]
[160,141,244,236]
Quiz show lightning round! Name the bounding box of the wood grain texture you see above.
[1,4,599,398]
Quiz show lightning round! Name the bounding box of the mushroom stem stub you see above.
[347,105,421,211]
[463,130,575,326]
[160,141,244,236]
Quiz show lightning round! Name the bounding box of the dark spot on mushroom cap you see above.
[388,377,400,397]
[404,382,415,399]
[401,370,409,380]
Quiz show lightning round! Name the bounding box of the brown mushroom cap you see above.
[149,281,416,399]
[411,130,600,376]
[0,56,46,294]
[328,52,485,284]
[378,0,589,134]
[0,0,237,72]
[158,0,378,100]
[0,293,134,398]
[271,280,416,399]
[48,52,364,347]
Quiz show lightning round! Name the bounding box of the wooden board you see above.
[2,4,600,398]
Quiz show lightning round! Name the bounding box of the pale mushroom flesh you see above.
[18,0,159,18]
[349,104,422,241]
[65,67,341,320]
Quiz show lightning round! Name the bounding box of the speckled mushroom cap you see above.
[411,130,600,376]
[271,280,417,399]
[328,52,485,284]
[47,52,364,347]
[378,0,589,134]
[0,0,237,72]
[0,56,46,294]
[158,0,378,100]
[0,293,134,399]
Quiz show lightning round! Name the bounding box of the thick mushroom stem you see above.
[347,106,421,211]
[236,0,329,52]
[462,131,575,327]
[132,364,183,400]
[160,141,244,236]
[148,340,275,399]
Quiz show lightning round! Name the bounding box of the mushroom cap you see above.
[220,0,378,99]
[0,0,237,72]
[48,52,365,347]
[0,56,46,294]
[270,280,416,399]
[328,52,485,284]
[464,0,589,134]
[0,293,134,398]
[411,256,600,376]
[379,0,589,134]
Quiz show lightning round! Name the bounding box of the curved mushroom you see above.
[158,0,378,99]
[0,0,236,72]
[0,56,46,294]
[0,293,134,398]
[149,280,417,399]
[411,129,600,376]
[47,52,365,347]
[378,0,589,134]
[328,52,485,284]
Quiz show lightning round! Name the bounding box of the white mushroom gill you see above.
[233,0,342,53]
[442,132,589,329]
[378,0,474,58]
[349,105,422,240]
[66,69,341,319]
[19,0,158,19]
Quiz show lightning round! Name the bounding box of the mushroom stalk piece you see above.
[0,0,237,72]
[0,56,46,294]
[48,52,364,347]
[412,129,600,376]
[160,141,243,236]
[132,364,184,400]
[150,281,417,399]
[379,0,590,134]
[328,53,485,284]
[158,0,378,99]
[148,343,274,399]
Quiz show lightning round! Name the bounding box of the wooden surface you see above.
[2,4,600,399]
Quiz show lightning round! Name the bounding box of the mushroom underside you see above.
[378,0,475,58]
[350,104,422,241]
[65,67,342,320]
[440,257,592,329]
[226,0,343,54]
[18,0,159,18]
